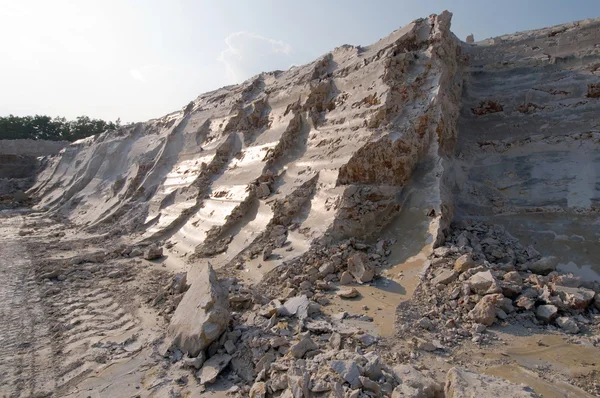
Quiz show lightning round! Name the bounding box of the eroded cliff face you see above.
[453,17,600,279]
[30,12,462,273]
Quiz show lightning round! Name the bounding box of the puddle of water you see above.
[324,144,443,336]
[481,334,600,398]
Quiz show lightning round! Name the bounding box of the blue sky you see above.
[1,0,599,122]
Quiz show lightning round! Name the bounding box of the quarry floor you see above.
[1,209,599,397]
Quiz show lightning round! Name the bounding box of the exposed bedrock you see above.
[453,16,600,279]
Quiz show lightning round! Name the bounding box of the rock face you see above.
[445,367,539,397]
[167,263,229,357]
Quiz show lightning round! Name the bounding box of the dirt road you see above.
[0,212,55,397]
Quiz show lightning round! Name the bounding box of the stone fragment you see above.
[515,295,536,310]
[278,295,310,319]
[168,264,229,357]
[347,252,375,283]
[392,364,440,398]
[329,332,342,350]
[183,352,206,369]
[340,271,354,285]
[318,262,335,277]
[144,244,163,260]
[536,305,558,323]
[224,340,236,354]
[196,353,232,384]
[250,381,267,398]
[556,317,579,334]
[257,182,271,198]
[336,287,360,299]
[288,366,311,398]
[454,254,475,273]
[553,286,595,309]
[360,376,381,395]
[263,246,273,261]
[468,271,500,295]
[432,269,458,286]
[357,333,377,347]
[330,360,361,389]
[290,336,318,358]
[469,294,502,326]
[529,256,558,275]
[445,367,539,397]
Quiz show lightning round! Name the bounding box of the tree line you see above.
[0,115,121,142]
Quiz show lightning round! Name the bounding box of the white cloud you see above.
[218,31,293,84]
[129,68,145,82]
[129,65,172,83]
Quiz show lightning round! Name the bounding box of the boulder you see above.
[143,244,163,260]
[536,304,558,323]
[167,263,230,357]
[392,364,440,398]
[196,353,232,384]
[529,256,558,275]
[469,294,502,326]
[445,367,539,397]
[431,269,458,286]
[454,254,476,273]
[556,316,579,334]
[347,252,375,283]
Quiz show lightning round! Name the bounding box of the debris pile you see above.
[397,220,600,348]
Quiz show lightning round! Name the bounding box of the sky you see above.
[1,0,599,123]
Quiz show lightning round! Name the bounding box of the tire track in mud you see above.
[0,215,54,398]
[0,214,156,397]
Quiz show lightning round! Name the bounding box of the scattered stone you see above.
[469,294,502,326]
[468,271,500,295]
[168,264,230,357]
[290,336,318,358]
[196,353,232,384]
[182,352,206,369]
[445,367,539,397]
[144,244,163,260]
[249,381,267,398]
[263,246,273,261]
[336,287,360,299]
[330,360,361,389]
[278,295,310,319]
[553,286,595,309]
[529,256,558,275]
[340,271,354,285]
[357,333,377,347]
[556,316,579,334]
[392,364,440,398]
[536,305,558,323]
[432,269,458,286]
[360,376,381,395]
[224,340,236,354]
[347,252,375,283]
[454,254,475,273]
